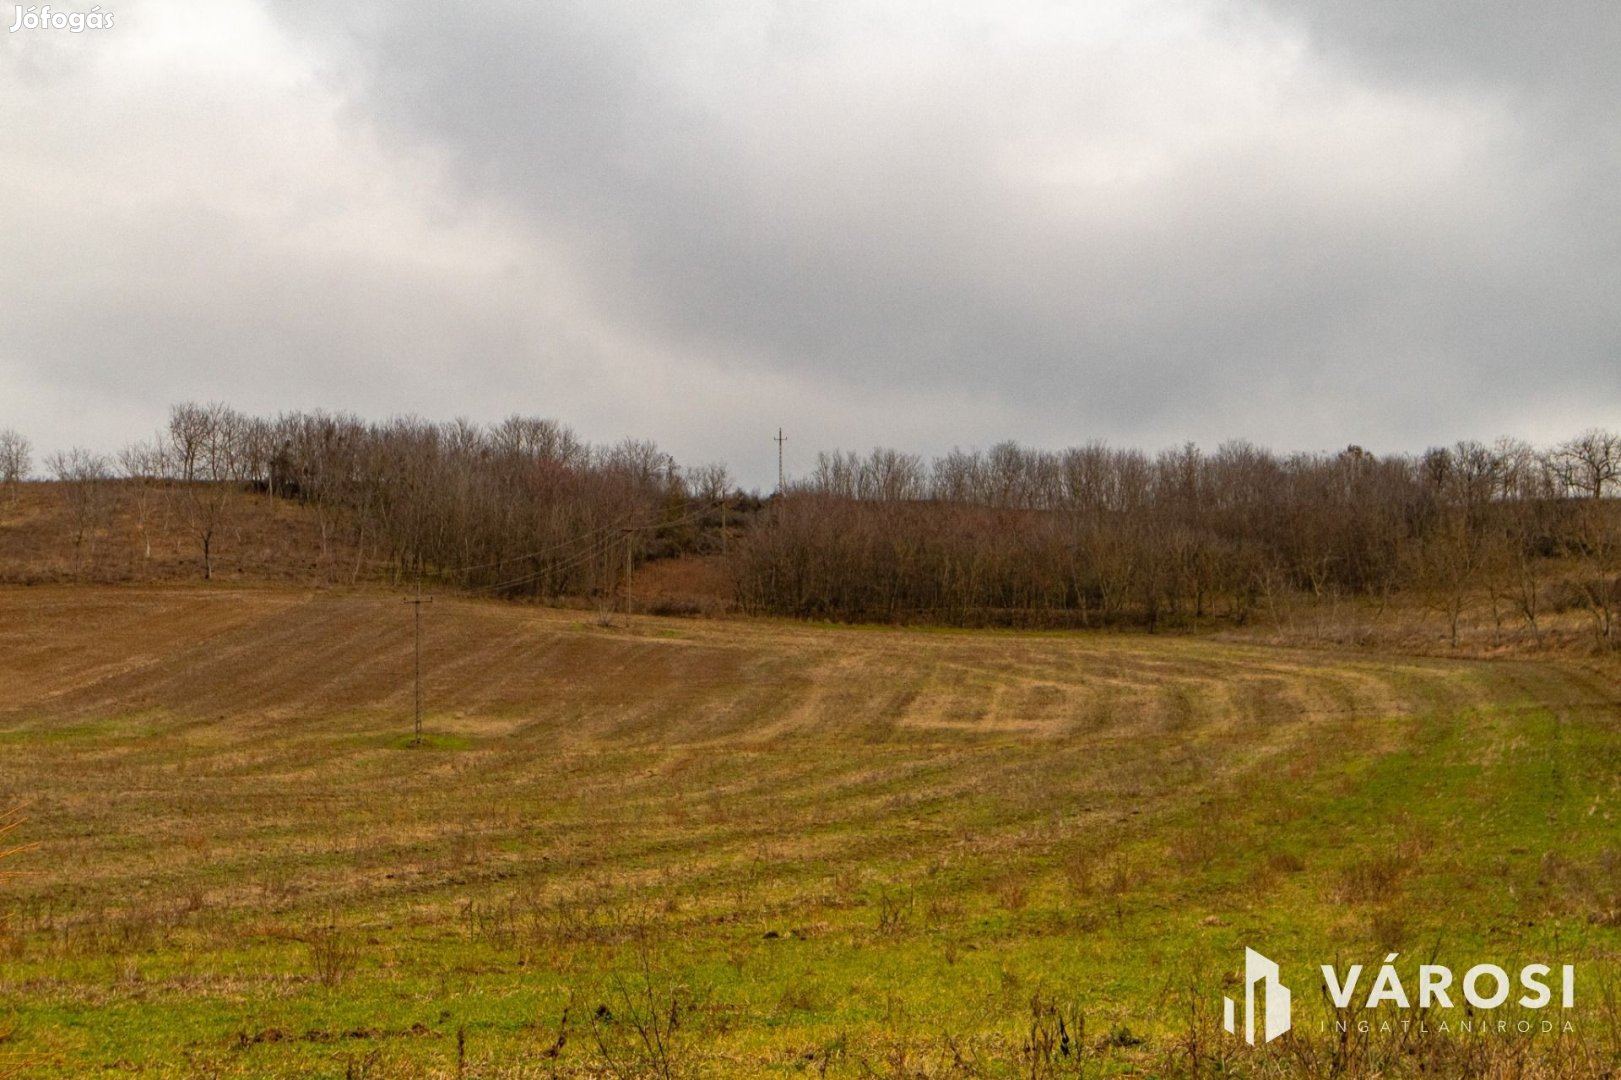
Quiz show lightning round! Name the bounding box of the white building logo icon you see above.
[1224,947,1292,1044]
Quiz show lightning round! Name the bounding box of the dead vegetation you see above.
[0,586,1618,1076]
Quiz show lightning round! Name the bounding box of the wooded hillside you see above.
[2,406,1617,646]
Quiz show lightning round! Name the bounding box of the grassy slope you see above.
[0,586,1618,1078]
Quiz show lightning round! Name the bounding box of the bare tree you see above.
[0,429,29,504]
[118,438,170,568]
[689,462,734,552]
[46,448,113,570]
[166,402,244,580]
[857,448,924,502]
[808,450,860,499]
[1550,429,1620,500]
[1566,499,1621,646]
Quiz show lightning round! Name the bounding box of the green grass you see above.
[382,733,474,752]
[0,588,1618,1077]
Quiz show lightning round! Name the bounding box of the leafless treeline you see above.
[253,408,705,595]
[735,433,1621,643]
[8,407,1619,643]
[14,402,736,593]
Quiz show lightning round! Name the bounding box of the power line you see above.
[412,497,717,588]
[437,516,631,576]
[466,502,715,596]
[467,526,627,595]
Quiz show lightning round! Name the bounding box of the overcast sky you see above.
[2,0,1617,488]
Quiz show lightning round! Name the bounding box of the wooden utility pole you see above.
[404,581,432,746]
[624,531,633,621]
[775,428,786,493]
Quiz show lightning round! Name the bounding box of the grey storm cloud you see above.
[1250,0,1621,99]
[267,0,1621,442]
[2,0,1618,485]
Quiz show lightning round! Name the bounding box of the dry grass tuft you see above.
[0,808,39,1080]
